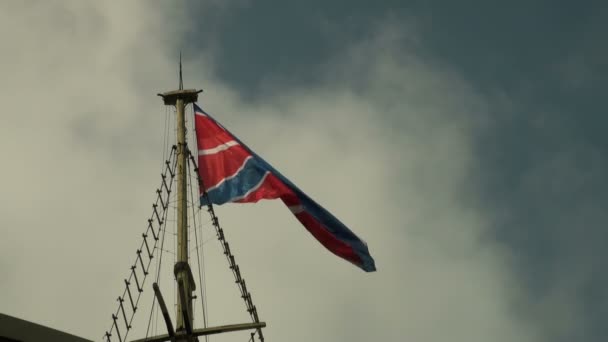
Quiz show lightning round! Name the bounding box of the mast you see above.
[106,56,266,342]
[175,58,191,332]
[159,56,202,338]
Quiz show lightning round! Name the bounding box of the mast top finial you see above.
[179,51,183,90]
[157,51,202,105]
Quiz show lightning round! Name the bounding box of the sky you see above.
[0,1,606,341]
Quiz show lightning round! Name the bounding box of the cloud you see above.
[489,136,608,341]
[0,2,544,342]
[0,1,184,338]
[199,24,538,342]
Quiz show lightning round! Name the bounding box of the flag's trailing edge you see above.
[193,104,376,272]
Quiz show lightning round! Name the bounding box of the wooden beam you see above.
[177,277,193,334]
[130,322,266,342]
[152,283,175,338]
[192,322,266,337]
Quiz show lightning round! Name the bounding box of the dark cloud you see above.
[183,1,608,341]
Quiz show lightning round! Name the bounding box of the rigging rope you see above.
[144,165,173,339]
[188,155,209,342]
[187,103,210,341]
[149,104,165,338]
[104,147,177,342]
[149,106,172,337]
[160,106,167,173]
[188,149,265,342]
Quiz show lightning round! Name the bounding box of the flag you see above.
[194,103,376,272]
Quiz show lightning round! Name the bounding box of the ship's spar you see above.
[104,58,266,342]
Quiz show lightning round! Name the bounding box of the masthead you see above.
[179,51,183,90]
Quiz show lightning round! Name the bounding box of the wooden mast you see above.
[129,56,266,342]
[158,55,201,340]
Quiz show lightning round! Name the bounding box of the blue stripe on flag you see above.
[203,157,267,205]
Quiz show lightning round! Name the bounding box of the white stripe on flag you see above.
[232,172,270,202]
[199,140,239,155]
[207,156,253,191]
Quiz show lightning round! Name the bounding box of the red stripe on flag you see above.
[198,145,251,189]
[290,209,362,266]
[195,112,236,149]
